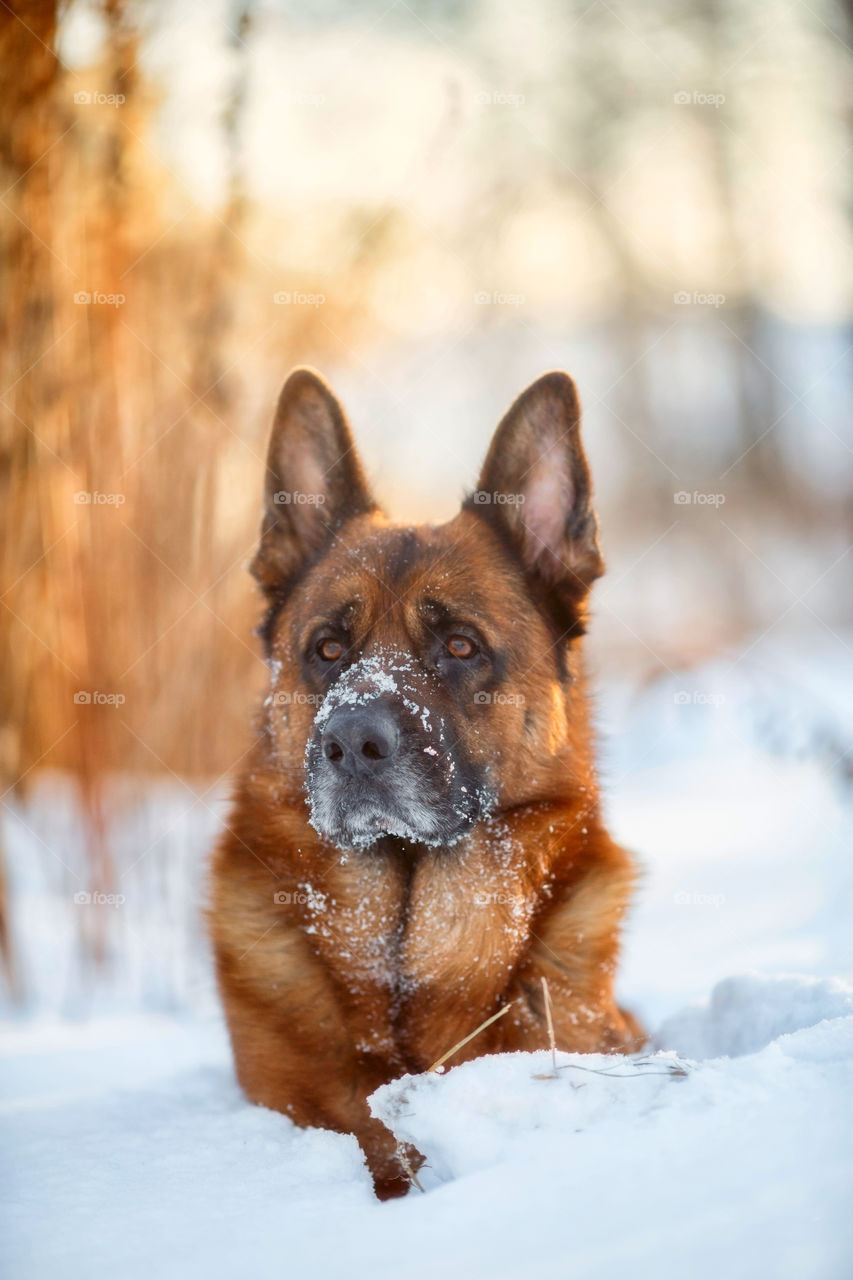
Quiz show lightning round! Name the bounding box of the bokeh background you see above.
[1,0,851,1015]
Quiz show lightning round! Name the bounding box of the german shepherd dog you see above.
[211,368,643,1198]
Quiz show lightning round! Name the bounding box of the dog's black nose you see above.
[322,702,400,775]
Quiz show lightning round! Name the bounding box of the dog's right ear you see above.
[250,368,377,597]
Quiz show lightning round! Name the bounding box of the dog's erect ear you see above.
[468,371,604,597]
[250,368,377,596]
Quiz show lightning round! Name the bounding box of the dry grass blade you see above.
[396,1144,425,1193]
[556,1059,690,1080]
[427,1001,514,1073]
[541,975,557,1075]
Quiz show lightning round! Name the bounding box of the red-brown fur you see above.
[210,368,643,1198]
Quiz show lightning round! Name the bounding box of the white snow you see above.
[2,642,852,1278]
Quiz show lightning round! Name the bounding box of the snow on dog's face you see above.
[305,648,490,848]
[250,368,605,850]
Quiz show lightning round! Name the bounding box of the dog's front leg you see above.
[212,834,418,1196]
[217,928,418,1197]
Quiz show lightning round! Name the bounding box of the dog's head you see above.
[252,368,604,851]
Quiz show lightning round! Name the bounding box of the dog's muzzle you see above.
[304,654,491,850]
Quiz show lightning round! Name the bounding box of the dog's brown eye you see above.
[447,635,476,659]
[317,638,343,662]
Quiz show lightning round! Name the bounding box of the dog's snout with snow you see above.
[305,651,488,851]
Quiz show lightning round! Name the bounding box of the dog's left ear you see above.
[468,371,604,596]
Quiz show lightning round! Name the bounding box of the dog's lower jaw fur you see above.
[210,757,642,1199]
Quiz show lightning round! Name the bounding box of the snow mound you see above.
[370,1048,692,1184]
[369,975,853,1234]
[656,972,853,1059]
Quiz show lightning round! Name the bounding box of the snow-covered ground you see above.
[2,639,852,1278]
